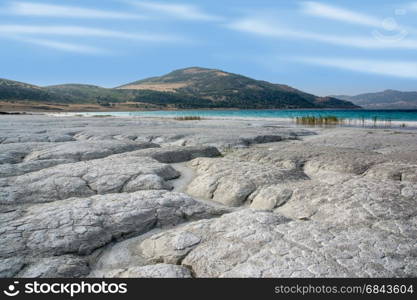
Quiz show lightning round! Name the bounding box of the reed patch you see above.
[174,116,202,121]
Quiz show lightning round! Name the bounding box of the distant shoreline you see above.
[3,101,417,129]
[0,101,366,113]
[39,110,417,130]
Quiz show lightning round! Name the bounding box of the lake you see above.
[78,109,417,122]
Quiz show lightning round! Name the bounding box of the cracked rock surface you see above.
[0,156,179,204]
[0,115,416,278]
[0,191,228,277]
[186,157,308,206]
[92,264,192,278]
[94,209,417,277]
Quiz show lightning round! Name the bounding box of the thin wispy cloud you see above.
[295,57,417,79]
[407,2,417,12]
[0,0,415,93]
[301,2,413,37]
[301,2,382,27]
[228,18,417,49]
[0,25,184,43]
[6,2,144,19]
[10,36,107,54]
[127,1,222,21]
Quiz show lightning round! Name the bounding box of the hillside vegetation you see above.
[1,67,359,109]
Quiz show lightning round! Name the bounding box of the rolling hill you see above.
[0,79,54,102]
[334,90,417,109]
[118,67,359,109]
[1,67,359,110]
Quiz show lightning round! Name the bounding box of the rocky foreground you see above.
[0,115,416,278]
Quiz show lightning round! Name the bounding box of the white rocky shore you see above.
[0,114,416,278]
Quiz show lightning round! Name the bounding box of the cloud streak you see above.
[300,2,382,27]
[0,25,183,42]
[0,23,185,54]
[406,2,417,12]
[228,18,417,49]
[7,2,144,19]
[8,36,107,54]
[295,56,417,79]
[301,2,414,36]
[128,1,222,21]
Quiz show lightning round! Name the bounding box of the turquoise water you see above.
[80,109,417,121]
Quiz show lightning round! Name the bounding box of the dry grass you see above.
[174,116,202,121]
[118,82,189,92]
[295,116,342,126]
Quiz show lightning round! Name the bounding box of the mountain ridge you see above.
[116,67,359,109]
[0,67,359,110]
[333,89,417,109]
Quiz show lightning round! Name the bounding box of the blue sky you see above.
[1,0,417,95]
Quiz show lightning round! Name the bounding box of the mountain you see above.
[118,67,359,109]
[0,79,54,102]
[1,67,359,109]
[334,90,417,109]
[45,83,210,108]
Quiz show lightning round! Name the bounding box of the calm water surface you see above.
[79,109,417,121]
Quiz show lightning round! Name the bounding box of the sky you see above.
[1,0,417,96]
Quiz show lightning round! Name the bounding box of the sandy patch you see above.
[118,82,189,92]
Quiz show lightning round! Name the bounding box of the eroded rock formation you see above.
[0,115,416,277]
